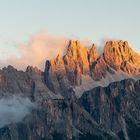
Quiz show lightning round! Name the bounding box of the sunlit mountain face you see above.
[0,38,140,140]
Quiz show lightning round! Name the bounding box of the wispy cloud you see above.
[2,32,69,70]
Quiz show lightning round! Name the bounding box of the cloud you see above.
[3,32,69,70]
[0,95,36,128]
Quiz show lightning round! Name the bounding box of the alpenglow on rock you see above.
[44,40,140,88]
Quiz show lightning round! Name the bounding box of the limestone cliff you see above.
[44,40,140,86]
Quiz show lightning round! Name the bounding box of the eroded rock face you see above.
[90,40,140,80]
[0,98,119,140]
[89,44,98,67]
[44,40,92,89]
[26,66,42,75]
[63,40,89,85]
[0,75,140,140]
[91,54,110,80]
[44,54,71,97]
[103,40,140,73]
[0,65,33,97]
[64,40,89,74]
[79,79,140,140]
[44,40,140,85]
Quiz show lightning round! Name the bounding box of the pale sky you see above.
[0,0,139,69]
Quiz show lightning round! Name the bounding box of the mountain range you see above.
[0,40,140,140]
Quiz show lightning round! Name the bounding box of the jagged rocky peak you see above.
[44,39,140,88]
[64,40,89,74]
[45,54,66,76]
[44,54,68,94]
[104,40,123,70]
[104,40,131,70]
[0,65,33,96]
[55,54,66,74]
[62,40,92,86]
[88,40,140,80]
[89,44,98,66]
[103,40,140,74]
[2,65,18,72]
[26,65,42,75]
[44,40,92,89]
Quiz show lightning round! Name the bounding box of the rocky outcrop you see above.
[104,40,140,72]
[64,40,89,74]
[89,44,98,67]
[89,40,140,80]
[104,41,123,70]
[44,40,91,92]
[26,66,42,75]
[44,54,71,97]
[0,98,119,140]
[0,71,140,140]
[79,79,140,140]
[0,65,33,97]
[63,40,89,85]
[0,65,59,101]
[44,40,140,85]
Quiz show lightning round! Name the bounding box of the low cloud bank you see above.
[0,96,36,128]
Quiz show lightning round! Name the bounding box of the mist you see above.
[0,95,36,128]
